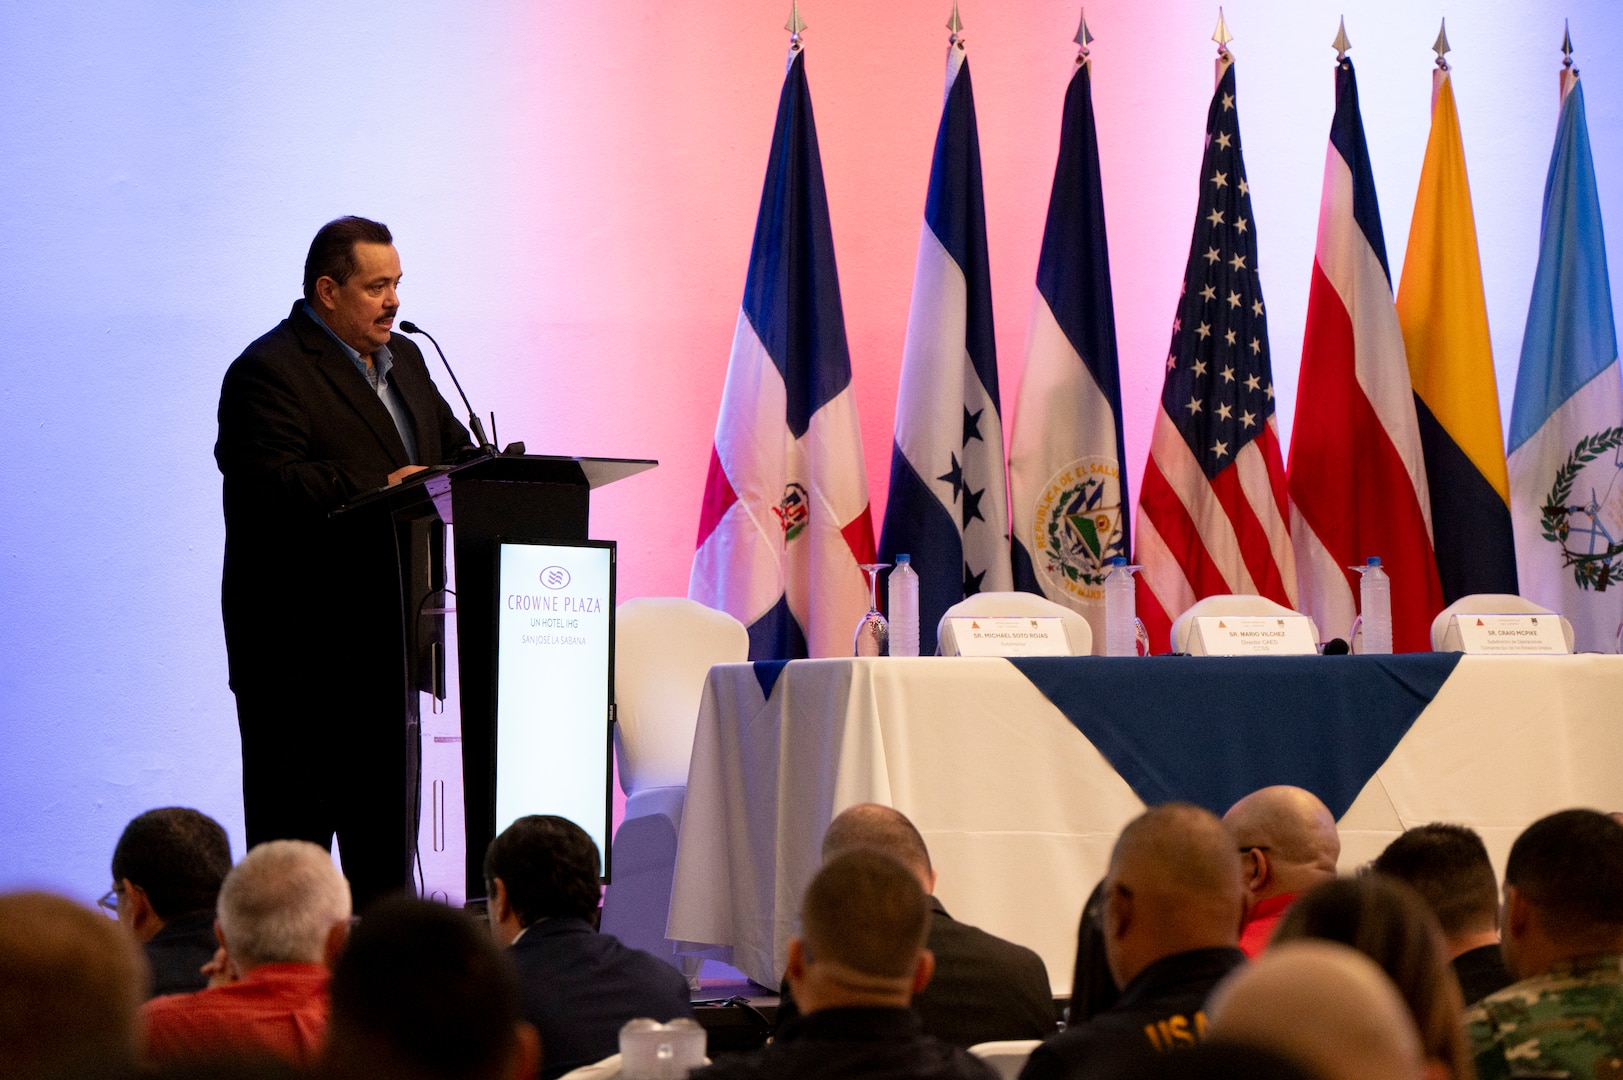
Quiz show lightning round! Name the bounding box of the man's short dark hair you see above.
[483,815,601,926]
[327,897,522,1080]
[110,808,232,920]
[801,849,929,980]
[303,216,393,302]
[1504,809,1623,934]
[821,804,933,881]
[1370,824,1499,936]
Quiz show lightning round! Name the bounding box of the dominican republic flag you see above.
[1507,69,1623,653]
[1287,56,1444,652]
[877,34,1010,655]
[1007,48,1127,651]
[1134,57,1297,655]
[1395,63,1517,604]
[690,45,876,660]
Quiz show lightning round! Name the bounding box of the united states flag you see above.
[1135,58,1296,654]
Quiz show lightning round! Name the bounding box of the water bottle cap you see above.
[895,554,910,564]
[1366,556,1381,566]
[1109,556,1127,566]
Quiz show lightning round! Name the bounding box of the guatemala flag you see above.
[1507,68,1623,652]
[690,44,877,660]
[1007,40,1128,652]
[878,31,1010,656]
[1287,55,1444,652]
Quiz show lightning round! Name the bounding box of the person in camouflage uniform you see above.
[1467,809,1623,1080]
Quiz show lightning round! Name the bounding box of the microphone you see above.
[1322,638,1351,655]
[399,321,494,451]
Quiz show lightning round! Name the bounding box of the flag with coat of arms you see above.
[1508,58,1623,652]
[878,18,1011,656]
[1007,20,1128,652]
[689,37,876,660]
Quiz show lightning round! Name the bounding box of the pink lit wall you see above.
[2,1,1619,901]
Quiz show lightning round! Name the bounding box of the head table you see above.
[666,654,1623,993]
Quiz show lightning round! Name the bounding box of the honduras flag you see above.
[1007,41,1127,652]
[878,32,1010,656]
[1508,70,1623,652]
[690,44,877,660]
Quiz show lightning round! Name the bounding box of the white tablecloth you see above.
[667,655,1623,992]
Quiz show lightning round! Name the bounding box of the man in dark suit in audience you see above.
[485,815,692,1080]
[690,850,997,1080]
[1370,823,1514,1005]
[776,803,1055,1047]
[1019,803,1248,1080]
[216,216,472,910]
[107,807,233,999]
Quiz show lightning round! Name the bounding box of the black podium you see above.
[334,452,656,899]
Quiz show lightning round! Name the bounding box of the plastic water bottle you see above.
[1358,557,1393,654]
[1104,556,1138,657]
[620,1018,706,1080]
[888,554,920,657]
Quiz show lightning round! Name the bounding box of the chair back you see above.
[614,598,748,797]
[1170,594,1318,654]
[969,1040,1043,1080]
[1430,593,1574,652]
[936,591,1093,656]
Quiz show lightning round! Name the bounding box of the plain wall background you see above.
[3,1,1619,900]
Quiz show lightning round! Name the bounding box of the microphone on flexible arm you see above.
[399,321,495,452]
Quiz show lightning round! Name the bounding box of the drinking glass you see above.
[854,563,890,657]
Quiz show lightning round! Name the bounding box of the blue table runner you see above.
[1007,653,1461,818]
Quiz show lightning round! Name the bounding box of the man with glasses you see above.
[105,807,232,998]
[1222,785,1340,957]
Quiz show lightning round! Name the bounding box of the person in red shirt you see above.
[1221,786,1340,957]
[142,839,351,1068]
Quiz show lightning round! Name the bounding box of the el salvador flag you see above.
[1007,44,1128,652]
[878,33,1011,656]
[690,44,877,661]
[1508,70,1623,652]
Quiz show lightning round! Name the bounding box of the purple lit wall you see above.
[3,1,1620,900]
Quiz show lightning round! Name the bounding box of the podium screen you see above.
[492,539,615,868]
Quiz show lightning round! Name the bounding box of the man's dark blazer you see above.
[506,916,694,1080]
[776,896,1057,1048]
[216,300,469,695]
[215,300,469,905]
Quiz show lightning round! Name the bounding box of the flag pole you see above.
[1074,8,1094,68]
[786,0,805,54]
[1431,19,1450,107]
[1560,21,1577,104]
[1332,16,1351,60]
[1213,8,1233,87]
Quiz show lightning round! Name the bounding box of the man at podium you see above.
[215,216,471,909]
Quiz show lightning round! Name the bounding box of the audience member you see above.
[1120,1041,1324,1080]
[1467,809,1623,1080]
[1018,803,1247,1080]
[0,891,146,1080]
[323,896,539,1080]
[485,815,692,1080]
[108,807,233,998]
[1207,940,1426,1080]
[1069,878,1120,1026]
[1370,823,1513,1005]
[690,849,996,1080]
[1272,876,1471,1080]
[143,839,350,1068]
[1222,786,1340,957]
[776,804,1055,1046]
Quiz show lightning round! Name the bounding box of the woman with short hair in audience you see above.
[1271,874,1474,1080]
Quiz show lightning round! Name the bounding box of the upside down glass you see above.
[854,563,890,657]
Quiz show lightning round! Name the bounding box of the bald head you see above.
[1224,786,1340,900]
[821,804,933,890]
[1103,803,1247,988]
[0,892,146,1080]
[1209,940,1425,1080]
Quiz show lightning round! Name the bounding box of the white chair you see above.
[936,591,1093,656]
[1170,594,1319,654]
[969,1040,1043,1080]
[1430,593,1574,652]
[598,598,748,982]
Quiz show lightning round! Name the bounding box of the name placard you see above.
[949,616,1071,657]
[1446,613,1569,655]
[1190,615,1318,656]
